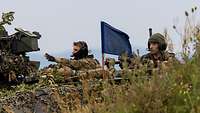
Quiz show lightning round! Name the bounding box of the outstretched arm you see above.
[44,53,72,67]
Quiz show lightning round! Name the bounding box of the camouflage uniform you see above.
[0,50,38,83]
[55,56,100,71]
[141,33,176,69]
[44,41,103,82]
[141,51,175,68]
[55,56,102,80]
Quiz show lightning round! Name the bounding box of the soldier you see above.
[141,33,176,69]
[44,41,101,81]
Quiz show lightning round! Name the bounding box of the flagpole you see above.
[101,51,107,80]
[101,21,106,79]
[102,53,105,70]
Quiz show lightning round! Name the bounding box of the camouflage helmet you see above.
[148,33,167,51]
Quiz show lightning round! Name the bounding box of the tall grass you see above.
[75,7,200,113]
[1,7,200,113]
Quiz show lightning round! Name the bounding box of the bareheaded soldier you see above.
[44,41,101,81]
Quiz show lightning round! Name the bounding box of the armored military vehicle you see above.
[0,12,41,84]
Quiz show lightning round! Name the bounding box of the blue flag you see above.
[101,21,132,56]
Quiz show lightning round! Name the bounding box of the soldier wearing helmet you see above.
[141,33,176,68]
[44,41,101,81]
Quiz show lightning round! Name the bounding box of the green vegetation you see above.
[76,7,200,113]
[0,7,200,113]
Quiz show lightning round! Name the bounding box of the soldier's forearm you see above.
[55,58,71,66]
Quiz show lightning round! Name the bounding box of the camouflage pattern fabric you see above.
[0,50,38,83]
[55,57,101,70]
[141,51,176,68]
[41,55,106,83]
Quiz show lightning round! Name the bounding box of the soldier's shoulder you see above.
[141,53,151,60]
[81,55,100,63]
[163,51,175,58]
[140,53,152,64]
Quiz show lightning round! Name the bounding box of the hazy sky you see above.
[0,0,199,54]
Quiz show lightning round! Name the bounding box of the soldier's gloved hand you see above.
[45,53,56,62]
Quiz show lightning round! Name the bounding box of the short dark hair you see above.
[73,42,81,47]
[72,41,88,59]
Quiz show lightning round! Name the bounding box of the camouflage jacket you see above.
[55,56,101,71]
[141,51,176,68]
